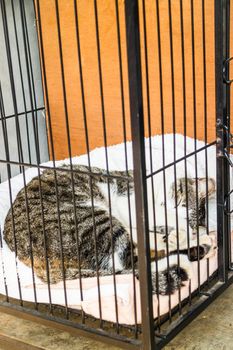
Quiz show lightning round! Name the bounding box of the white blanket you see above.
[0,134,231,324]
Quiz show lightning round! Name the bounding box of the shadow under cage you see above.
[0,0,232,349]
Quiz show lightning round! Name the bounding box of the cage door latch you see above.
[224,151,233,167]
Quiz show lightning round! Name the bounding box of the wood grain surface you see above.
[36,0,233,160]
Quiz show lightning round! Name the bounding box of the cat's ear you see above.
[169,178,194,208]
[168,180,179,207]
[197,177,215,198]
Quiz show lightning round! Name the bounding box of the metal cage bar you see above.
[215,0,231,282]
[124,0,155,348]
[0,0,232,349]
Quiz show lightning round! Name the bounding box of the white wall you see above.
[0,0,49,182]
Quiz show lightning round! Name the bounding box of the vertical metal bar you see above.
[73,0,102,325]
[215,0,230,282]
[0,0,33,306]
[34,0,61,315]
[125,1,155,348]
[224,0,231,270]
[0,227,8,301]
[54,0,79,317]
[190,0,201,293]
[141,0,161,330]
[155,0,172,322]
[93,0,119,330]
[168,0,182,313]
[179,0,191,271]
[0,83,23,305]
[36,0,69,315]
[201,0,210,284]
[17,0,53,306]
[0,0,22,173]
[18,0,44,305]
[10,0,31,164]
[0,87,11,303]
[115,0,138,334]
[20,0,41,163]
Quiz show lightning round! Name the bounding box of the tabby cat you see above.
[3,165,215,295]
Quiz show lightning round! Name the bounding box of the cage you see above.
[0,0,232,349]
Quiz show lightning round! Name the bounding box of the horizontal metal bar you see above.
[146,141,216,178]
[0,159,131,181]
[0,301,142,350]
[0,107,45,121]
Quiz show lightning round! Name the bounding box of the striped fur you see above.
[3,165,212,294]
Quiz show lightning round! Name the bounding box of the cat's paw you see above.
[166,228,187,251]
[151,226,174,251]
[199,233,217,259]
[188,233,217,260]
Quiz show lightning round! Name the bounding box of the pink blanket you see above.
[21,232,221,325]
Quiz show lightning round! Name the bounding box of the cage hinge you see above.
[223,150,233,167]
[216,148,233,167]
[223,57,233,85]
[216,119,233,166]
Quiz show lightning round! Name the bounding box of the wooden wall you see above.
[36,0,232,161]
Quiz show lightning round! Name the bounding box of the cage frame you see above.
[0,0,232,349]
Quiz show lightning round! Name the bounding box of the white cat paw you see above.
[167,228,187,250]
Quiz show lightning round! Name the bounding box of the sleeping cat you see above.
[3,165,215,295]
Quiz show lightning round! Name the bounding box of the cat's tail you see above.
[151,254,192,295]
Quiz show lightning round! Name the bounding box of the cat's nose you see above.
[191,231,197,240]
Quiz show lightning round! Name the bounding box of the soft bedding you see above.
[0,134,231,324]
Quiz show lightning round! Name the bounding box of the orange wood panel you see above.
[37,0,217,161]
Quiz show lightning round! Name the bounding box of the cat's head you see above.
[169,177,215,208]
